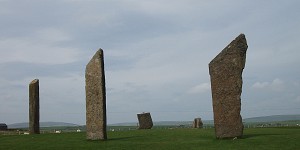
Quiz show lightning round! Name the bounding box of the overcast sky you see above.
[1,0,299,125]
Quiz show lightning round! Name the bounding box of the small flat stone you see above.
[137,112,153,129]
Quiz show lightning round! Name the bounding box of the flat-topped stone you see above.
[137,112,153,129]
[29,79,40,134]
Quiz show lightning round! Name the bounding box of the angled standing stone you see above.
[209,34,248,139]
[137,112,153,129]
[192,118,203,128]
[86,49,107,140]
[29,79,40,134]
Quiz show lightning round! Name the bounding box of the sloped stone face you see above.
[209,34,247,139]
[86,49,107,140]
[193,118,203,128]
[29,79,40,134]
[137,112,153,129]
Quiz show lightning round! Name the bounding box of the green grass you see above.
[1,127,299,150]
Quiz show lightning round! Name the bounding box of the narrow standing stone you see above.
[137,112,153,129]
[86,49,107,140]
[29,79,40,134]
[192,118,203,128]
[209,34,248,139]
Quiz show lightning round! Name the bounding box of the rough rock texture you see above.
[29,79,40,134]
[137,112,153,129]
[0,123,8,130]
[86,49,107,140]
[209,34,247,139]
[192,118,203,128]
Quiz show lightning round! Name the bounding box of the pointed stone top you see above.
[30,79,39,84]
[87,48,104,65]
[209,34,248,67]
[86,48,105,78]
[237,33,245,39]
[93,48,104,58]
[96,48,104,55]
[234,33,247,45]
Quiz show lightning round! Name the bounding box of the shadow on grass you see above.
[242,133,281,139]
[108,136,142,141]
[86,136,142,142]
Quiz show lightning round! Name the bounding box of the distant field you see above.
[1,127,299,150]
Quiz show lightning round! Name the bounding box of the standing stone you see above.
[192,118,203,128]
[0,123,8,130]
[209,34,247,139]
[137,112,153,129]
[29,79,40,134]
[86,49,107,140]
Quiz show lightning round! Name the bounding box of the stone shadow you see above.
[241,133,281,139]
[108,136,143,141]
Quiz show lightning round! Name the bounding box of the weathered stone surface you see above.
[0,123,8,130]
[137,112,153,129]
[192,118,203,128]
[86,49,107,140]
[209,34,247,139]
[29,79,40,134]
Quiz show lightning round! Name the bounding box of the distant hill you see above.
[154,120,214,126]
[110,115,300,126]
[7,115,300,128]
[8,122,79,129]
[110,121,193,126]
[243,114,300,122]
[110,120,214,126]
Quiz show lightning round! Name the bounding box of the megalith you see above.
[192,118,203,128]
[86,49,107,140]
[29,79,40,134]
[209,34,248,139]
[137,112,153,129]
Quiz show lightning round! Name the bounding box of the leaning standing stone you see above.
[29,79,40,134]
[86,49,107,140]
[137,112,153,129]
[209,34,248,139]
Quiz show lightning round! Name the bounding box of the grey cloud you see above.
[0,62,85,81]
[1,0,300,124]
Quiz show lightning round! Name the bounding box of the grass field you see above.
[1,127,299,150]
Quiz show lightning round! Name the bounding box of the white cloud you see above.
[251,78,285,91]
[252,82,269,89]
[36,28,72,43]
[187,83,211,94]
[0,35,80,65]
[271,78,284,91]
[128,1,193,15]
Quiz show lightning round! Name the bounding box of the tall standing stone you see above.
[29,79,40,134]
[86,49,107,140]
[192,118,203,128]
[137,112,153,129]
[209,34,248,139]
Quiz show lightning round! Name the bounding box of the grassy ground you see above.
[1,127,299,150]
